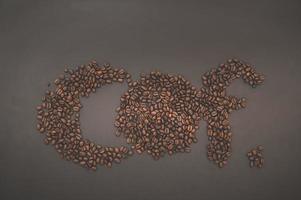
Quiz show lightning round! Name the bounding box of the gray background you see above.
[1,0,301,200]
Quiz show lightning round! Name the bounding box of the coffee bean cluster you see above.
[247,145,264,168]
[37,58,264,170]
[114,72,202,160]
[36,61,134,170]
[114,59,264,166]
[200,59,265,167]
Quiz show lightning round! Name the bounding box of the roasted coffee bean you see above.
[257,145,264,151]
[36,61,133,170]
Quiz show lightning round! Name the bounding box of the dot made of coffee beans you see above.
[247,145,264,168]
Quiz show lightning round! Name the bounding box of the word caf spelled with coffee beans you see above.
[36,59,265,170]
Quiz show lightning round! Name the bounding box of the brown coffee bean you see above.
[257,145,264,151]
[115,131,121,137]
[250,160,254,168]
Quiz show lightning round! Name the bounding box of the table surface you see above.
[1,0,301,200]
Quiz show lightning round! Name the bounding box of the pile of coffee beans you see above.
[114,72,202,160]
[247,145,264,168]
[200,59,264,167]
[36,61,134,170]
[37,58,265,170]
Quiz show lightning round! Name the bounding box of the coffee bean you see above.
[115,131,121,137]
[250,160,254,168]
[73,107,80,112]
[257,145,264,151]
[211,111,217,117]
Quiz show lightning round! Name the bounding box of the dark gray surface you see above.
[1,0,301,200]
